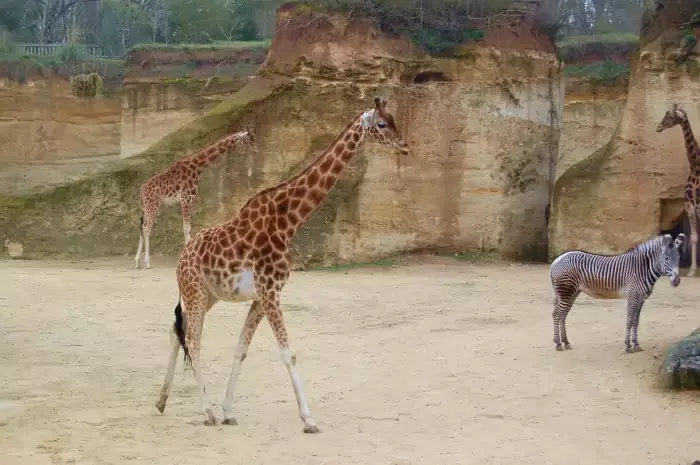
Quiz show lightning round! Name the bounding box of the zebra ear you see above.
[674,234,686,250]
[662,234,673,247]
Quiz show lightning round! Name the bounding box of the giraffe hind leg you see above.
[176,291,217,425]
[155,316,181,413]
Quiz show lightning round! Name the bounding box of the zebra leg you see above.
[631,303,646,352]
[624,298,643,353]
[552,288,577,351]
[559,291,579,350]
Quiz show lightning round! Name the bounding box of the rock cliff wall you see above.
[120,45,267,158]
[551,0,700,258]
[0,75,121,196]
[0,3,563,267]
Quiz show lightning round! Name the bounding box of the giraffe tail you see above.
[173,300,192,368]
[139,215,144,236]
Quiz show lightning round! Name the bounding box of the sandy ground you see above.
[1,256,700,465]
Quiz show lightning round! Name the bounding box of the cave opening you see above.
[412,71,450,84]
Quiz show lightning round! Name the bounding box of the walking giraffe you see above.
[154,97,411,432]
[134,128,255,269]
[656,103,700,276]
[550,233,685,353]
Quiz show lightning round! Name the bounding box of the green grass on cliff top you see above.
[556,32,640,48]
[129,40,271,52]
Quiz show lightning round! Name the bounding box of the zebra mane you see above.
[629,235,665,254]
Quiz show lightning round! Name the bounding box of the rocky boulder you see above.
[661,328,700,390]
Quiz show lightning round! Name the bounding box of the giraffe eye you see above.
[377,121,387,128]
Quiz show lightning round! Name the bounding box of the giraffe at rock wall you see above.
[154,97,412,432]
[657,103,700,277]
[134,129,255,269]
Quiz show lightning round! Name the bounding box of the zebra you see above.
[549,233,686,353]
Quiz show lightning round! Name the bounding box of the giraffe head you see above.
[360,97,411,156]
[656,104,688,132]
[235,127,257,152]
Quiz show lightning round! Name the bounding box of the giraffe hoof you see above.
[222,417,238,426]
[303,424,320,434]
[555,345,564,352]
[155,401,166,413]
[564,343,572,350]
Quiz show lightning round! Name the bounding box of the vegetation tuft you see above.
[297,0,553,55]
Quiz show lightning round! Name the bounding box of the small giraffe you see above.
[154,97,411,432]
[657,104,700,276]
[134,129,255,269]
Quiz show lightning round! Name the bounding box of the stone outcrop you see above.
[551,1,700,258]
[0,2,563,267]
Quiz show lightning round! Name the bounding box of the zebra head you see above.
[659,233,685,287]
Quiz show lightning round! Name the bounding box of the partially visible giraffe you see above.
[154,97,411,432]
[657,103,700,276]
[134,129,255,269]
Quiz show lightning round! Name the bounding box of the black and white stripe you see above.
[549,233,685,353]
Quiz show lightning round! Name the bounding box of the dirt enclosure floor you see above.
[1,257,700,465]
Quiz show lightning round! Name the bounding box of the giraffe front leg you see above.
[261,294,319,434]
[221,301,265,425]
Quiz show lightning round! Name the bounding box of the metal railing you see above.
[17,43,107,58]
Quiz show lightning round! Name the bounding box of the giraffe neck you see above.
[285,116,367,228]
[680,119,700,169]
[188,135,240,174]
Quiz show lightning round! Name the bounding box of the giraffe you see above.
[656,103,700,276]
[154,97,411,432]
[134,128,255,269]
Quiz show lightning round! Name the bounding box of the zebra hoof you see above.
[556,345,564,351]
[564,344,572,350]
[625,347,634,354]
[633,345,644,352]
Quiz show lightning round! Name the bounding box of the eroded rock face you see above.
[0,4,564,267]
[550,20,700,257]
[556,78,627,182]
[0,78,121,196]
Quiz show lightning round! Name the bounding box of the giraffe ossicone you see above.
[154,96,411,432]
[134,129,255,269]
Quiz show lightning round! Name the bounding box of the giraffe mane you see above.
[232,111,365,214]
